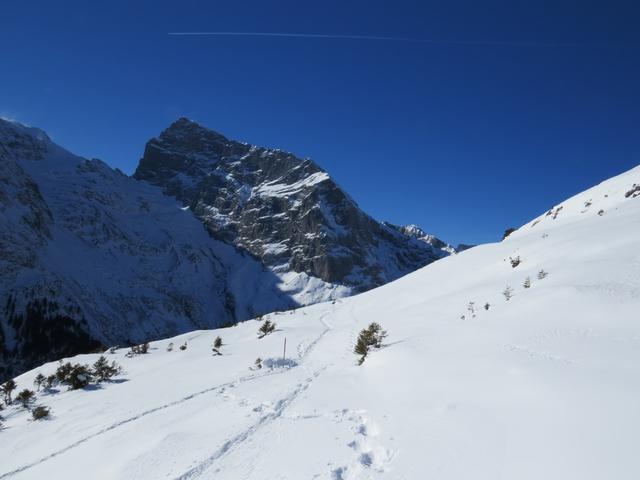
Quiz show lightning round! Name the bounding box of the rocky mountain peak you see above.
[0,118,51,162]
[135,120,455,291]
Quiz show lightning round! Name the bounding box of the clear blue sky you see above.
[2,1,639,245]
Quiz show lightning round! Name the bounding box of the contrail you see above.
[167,31,638,48]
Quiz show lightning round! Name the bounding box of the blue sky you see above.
[2,1,639,245]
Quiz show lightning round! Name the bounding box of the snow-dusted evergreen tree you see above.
[503,286,514,301]
[57,363,93,390]
[258,319,276,338]
[92,356,121,383]
[31,405,50,421]
[16,389,34,408]
[1,380,16,405]
[33,373,46,392]
[212,336,223,355]
[523,277,531,289]
[354,323,388,365]
[537,269,548,280]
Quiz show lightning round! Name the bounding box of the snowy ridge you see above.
[2,165,639,479]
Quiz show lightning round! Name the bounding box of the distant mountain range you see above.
[0,117,456,380]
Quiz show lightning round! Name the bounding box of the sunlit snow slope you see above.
[2,166,640,480]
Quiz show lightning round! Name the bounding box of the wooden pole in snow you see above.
[282,337,287,364]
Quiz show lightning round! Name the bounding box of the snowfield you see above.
[2,166,640,479]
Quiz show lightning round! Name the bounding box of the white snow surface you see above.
[2,166,640,479]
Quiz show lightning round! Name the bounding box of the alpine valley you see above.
[1,143,639,480]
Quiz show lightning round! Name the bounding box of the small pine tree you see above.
[354,323,388,365]
[503,286,514,301]
[467,301,476,318]
[166,342,174,352]
[367,322,387,348]
[509,256,521,268]
[129,342,149,355]
[55,362,73,384]
[60,364,93,390]
[484,302,490,311]
[212,336,223,355]
[502,227,516,240]
[179,342,187,351]
[537,269,548,280]
[92,356,121,383]
[354,333,369,365]
[254,357,262,370]
[523,277,531,289]
[33,373,46,392]
[44,375,56,390]
[1,379,17,404]
[32,405,50,420]
[16,389,35,408]
[258,319,276,339]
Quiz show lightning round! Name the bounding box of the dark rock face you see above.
[135,118,452,291]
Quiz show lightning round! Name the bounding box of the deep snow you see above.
[1,166,640,479]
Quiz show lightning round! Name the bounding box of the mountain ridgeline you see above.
[0,117,455,380]
[134,118,453,290]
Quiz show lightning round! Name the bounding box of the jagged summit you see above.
[135,119,452,291]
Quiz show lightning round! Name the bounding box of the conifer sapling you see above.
[1,379,16,405]
[33,373,46,392]
[32,405,51,420]
[258,319,276,339]
[212,336,223,355]
[16,389,35,408]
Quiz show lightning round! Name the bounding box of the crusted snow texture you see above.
[134,118,451,291]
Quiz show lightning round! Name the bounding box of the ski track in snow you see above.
[173,368,326,480]
[0,362,316,479]
[173,310,337,479]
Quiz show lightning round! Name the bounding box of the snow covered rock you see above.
[134,118,452,292]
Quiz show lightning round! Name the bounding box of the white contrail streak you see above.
[167,31,637,48]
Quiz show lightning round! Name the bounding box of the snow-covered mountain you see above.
[0,119,318,380]
[2,164,639,479]
[134,118,452,291]
[0,118,452,380]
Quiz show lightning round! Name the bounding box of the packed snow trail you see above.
[2,166,640,479]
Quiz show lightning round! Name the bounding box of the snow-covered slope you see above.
[2,165,639,479]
